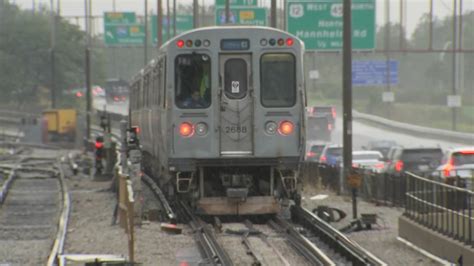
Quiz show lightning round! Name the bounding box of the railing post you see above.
[469,193,472,247]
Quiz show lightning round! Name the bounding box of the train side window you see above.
[153,63,160,106]
[144,74,150,108]
[260,53,296,107]
[175,54,211,109]
[137,80,142,108]
[161,58,166,108]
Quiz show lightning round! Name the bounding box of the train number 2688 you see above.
[225,126,247,133]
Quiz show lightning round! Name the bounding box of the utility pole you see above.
[50,0,56,108]
[172,0,176,37]
[342,0,355,219]
[451,0,457,131]
[384,0,391,119]
[193,0,198,28]
[144,0,148,66]
[225,0,230,24]
[85,0,92,141]
[157,0,163,47]
[166,0,170,41]
[270,0,276,28]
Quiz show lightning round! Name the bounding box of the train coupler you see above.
[226,188,249,203]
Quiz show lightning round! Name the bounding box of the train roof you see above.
[160,26,304,52]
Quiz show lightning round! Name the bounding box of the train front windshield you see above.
[261,53,296,107]
[175,54,211,109]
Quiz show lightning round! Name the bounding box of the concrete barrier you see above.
[353,110,474,145]
[399,215,474,265]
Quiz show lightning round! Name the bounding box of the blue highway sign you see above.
[352,60,399,86]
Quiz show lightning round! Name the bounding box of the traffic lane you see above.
[331,117,466,150]
[93,97,128,116]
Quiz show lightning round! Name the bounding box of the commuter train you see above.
[129,26,306,215]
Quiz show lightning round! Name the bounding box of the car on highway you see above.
[432,147,474,180]
[352,150,385,173]
[306,142,326,162]
[385,147,443,176]
[363,140,398,160]
[319,144,343,167]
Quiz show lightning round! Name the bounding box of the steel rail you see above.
[179,201,234,266]
[269,217,335,266]
[291,206,387,266]
[47,162,71,266]
[142,174,177,223]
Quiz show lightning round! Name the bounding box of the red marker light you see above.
[286,38,294,46]
[278,121,294,136]
[179,122,194,137]
[76,91,83,97]
[177,40,185,48]
[395,160,404,172]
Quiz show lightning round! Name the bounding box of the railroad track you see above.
[290,206,387,266]
[0,152,70,265]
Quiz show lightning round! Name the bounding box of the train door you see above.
[219,54,253,155]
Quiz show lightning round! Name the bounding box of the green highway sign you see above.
[104,12,136,25]
[286,0,376,50]
[215,0,257,6]
[215,7,267,26]
[151,15,194,44]
[104,24,145,45]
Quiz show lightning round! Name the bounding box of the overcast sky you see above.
[11,0,474,38]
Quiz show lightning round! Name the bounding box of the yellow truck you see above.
[43,109,77,141]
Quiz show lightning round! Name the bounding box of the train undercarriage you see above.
[176,166,300,215]
[143,154,301,216]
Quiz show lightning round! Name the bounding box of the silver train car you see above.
[130,26,306,215]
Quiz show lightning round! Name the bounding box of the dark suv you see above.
[386,147,443,176]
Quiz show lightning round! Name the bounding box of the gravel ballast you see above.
[302,186,443,265]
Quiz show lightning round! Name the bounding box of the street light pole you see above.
[452,0,457,131]
[50,0,56,108]
[342,0,355,219]
[84,0,91,141]
[157,0,163,47]
[144,0,148,66]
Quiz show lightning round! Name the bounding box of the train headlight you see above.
[277,38,285,46]
[186,40,193,47]
[203,39,211,47]
[195,39,202,47]
[269,38,276,46]
[195,122,208,136]
[179,122,194,137]
[265,121,278,135]
[260,39,268,46]
[278,121,294,136]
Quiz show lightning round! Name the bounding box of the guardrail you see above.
[353,110,474,145]
[117,167,135,262]
[405,172,474,246]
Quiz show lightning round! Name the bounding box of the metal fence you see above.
[303,162,474,245]
[302,163,407,206]
[405,172,474,246]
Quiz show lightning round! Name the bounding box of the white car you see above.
[434,147,474,180]
[352,150,385,173]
